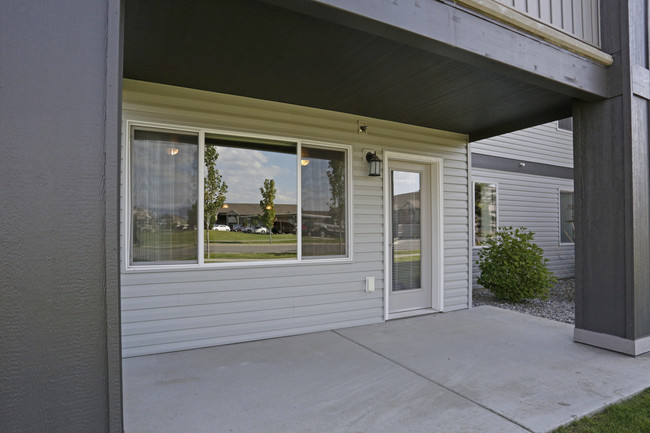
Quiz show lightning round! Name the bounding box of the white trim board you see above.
[574,328,650,357]
[383,151,445,320]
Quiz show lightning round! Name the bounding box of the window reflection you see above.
[203,134,297,262]
[301,146,347,258]
[128,128,350,266]
[392,171,421,291]
[474,182,497,246]
[131,129,199,264]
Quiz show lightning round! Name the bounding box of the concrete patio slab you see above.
[337,307,650,432]
[123,307,650,433]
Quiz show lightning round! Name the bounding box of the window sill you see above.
[123,256,354,273]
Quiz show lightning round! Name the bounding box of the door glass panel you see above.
[392,170,421,291]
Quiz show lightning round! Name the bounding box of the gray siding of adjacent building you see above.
[121,80,470,357]
[472,121,575,285]
[472,122,573,168]
[471,168,575,283]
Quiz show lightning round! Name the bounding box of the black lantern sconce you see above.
[365,151,382,177]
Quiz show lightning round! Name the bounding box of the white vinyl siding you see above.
[121,80,470,357]
[472,122,573,168]
[495,0,600,47]
[472,168,575,283]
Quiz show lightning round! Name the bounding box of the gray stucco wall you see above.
[0,1,122,432]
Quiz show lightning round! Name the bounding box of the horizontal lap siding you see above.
[471,168,575,285]
[121,80,469,357]
[472,122,573,167]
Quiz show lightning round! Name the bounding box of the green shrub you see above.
[477,226,556,303]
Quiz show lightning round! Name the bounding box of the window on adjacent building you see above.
[557,118,573,132]
[560,190,575,244]
[128,125,349,267]
[474,182,497,247]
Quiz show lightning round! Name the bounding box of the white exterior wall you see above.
[472,121,575,285]
[121,80,470,357]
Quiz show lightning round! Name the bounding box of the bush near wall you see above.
[477,227,556,303]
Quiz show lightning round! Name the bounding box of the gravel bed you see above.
[472,278,575,324]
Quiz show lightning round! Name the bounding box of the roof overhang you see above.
[123,0,611,140]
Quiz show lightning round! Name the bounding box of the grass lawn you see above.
[205,230,296,243]
[553,388,650,433]
[205,252,296,261]
[137,230,196,245]
[204,230,343,244]
[393,250,421,263]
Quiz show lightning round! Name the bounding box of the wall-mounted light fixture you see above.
[166,147,179,156]
[365,151,382,177]
[300,159,310,166]
[358,121,368,134]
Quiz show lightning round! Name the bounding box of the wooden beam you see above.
[455,0,613,66]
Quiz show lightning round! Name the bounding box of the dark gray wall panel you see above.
[0,1,122,432]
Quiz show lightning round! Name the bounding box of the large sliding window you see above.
[474,182,497,247]
[128,124,349,267]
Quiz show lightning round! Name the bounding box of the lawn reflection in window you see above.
[474,182,497,246]
[301,146,347,258]
[204,134,297,263]
[131,129,199,264]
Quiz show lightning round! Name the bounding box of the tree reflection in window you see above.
[302,146,347,258]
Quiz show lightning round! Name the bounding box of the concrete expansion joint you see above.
[331,330,535,433]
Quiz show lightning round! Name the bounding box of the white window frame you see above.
[559,188,575,245]
[472,179,499,248]
[123,119,353,271]
[382,151,445,318]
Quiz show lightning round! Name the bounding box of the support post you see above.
[573,0,650,356]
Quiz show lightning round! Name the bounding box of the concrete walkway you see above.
[123,307,650,433]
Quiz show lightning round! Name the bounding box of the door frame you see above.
[383,151,444,320]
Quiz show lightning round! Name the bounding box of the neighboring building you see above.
[472,119,575,286]
[4,1,650,432]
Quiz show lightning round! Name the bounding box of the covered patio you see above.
[123,307,650,433]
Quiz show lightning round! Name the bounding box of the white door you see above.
[388,160,433,314]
